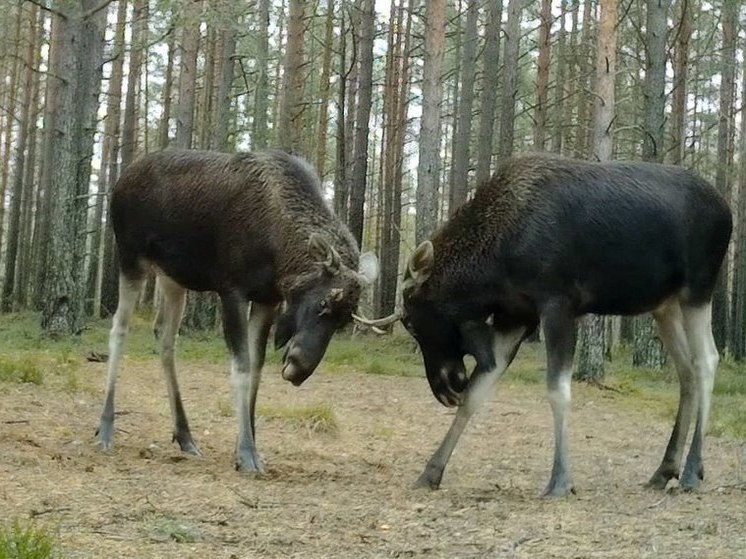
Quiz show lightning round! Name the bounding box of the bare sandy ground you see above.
[1,356,744,558]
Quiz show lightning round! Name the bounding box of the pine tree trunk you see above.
[634,0,671,367]
[475,0,502,185]
[277,0,306,153]
[158,22,175,149]
[16,8,44,309]
[0,5,22,259]
[729,50,746,361]
[449,0,478,212]
[175,0,201,150]
[211,27,237,151]
[712,0,737,352]
[252,0,270,150]
[334,3,350,221]
[2,4,39,312]
[576,0,617,381]
[31,13,63,310]
[416,0,446,244]
[89,0,128,317]
[498,0,521,158]
[533,0,551,150]
[41,0,107,336]
[669,1,690,165]
[378,0,413,317]
[550,6,567,154]
[315,0,335,179]
[347,0,375,247]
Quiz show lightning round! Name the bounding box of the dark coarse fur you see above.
[421,154,732,327]
[112,149,361,304]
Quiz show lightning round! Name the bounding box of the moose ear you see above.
[357,252,379,286]
[407,241,434,286]
[308,233,341,274]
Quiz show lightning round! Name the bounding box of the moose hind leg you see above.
[647,301,696,489]
[679,302,719,490]
[220,292,263,473]
[96,273,145,450]
[158,276,200,455]
[414,327,526,490]
[542,300,576,497]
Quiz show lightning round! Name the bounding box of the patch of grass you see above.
[145,516,201,544]
[0,357,44,385]
[0,519,58,559]
[259,403,339,435]
[216,398,234,418]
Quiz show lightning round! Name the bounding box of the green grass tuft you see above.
[0,357,43,385]
[0,519,58,559]
[145,516,201,544]
[259,403,339,434]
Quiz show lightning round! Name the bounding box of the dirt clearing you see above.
[1,355,744,558]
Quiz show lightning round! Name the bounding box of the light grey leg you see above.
[246,303,277,439]
[157,275,200,455]
[647,300,696,489]
[679,302,719,490]
[96,273,145,450]
[542,300,576,497]
[414,327,526,489]
[220,293,271,472]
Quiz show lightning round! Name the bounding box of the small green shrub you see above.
[0,519,58,559]
[0,358,43,385]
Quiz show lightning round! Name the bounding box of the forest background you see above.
[0,0,744,380]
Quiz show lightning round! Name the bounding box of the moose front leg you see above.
[541,299,577,497]
[414,327,526,489]
[220,292,263,473]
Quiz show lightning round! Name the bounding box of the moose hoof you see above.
[235,452,264,474]
[542,480,576,498]
[645,468,677,491]
[95,424,114,451]
[412,468,442,490]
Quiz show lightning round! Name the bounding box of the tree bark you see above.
[498,0,522,158]
[174,0,201,150]
[2,4,39,312]
[416,0,446,244]
[576,0,617,381]
[277,0,306,153]
[475,0,503,185]
[533,0,552,150]
[40,0,107,335]
[211,27,237,151]
[348,0,375,247]
[448,0,479,212]
[315,0,335,179]
[669,0,690,165]
[712,0,737,352]
[634,0,671,367]
[252,0,270,149]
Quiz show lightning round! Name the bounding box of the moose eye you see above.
[318,299,331,316]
